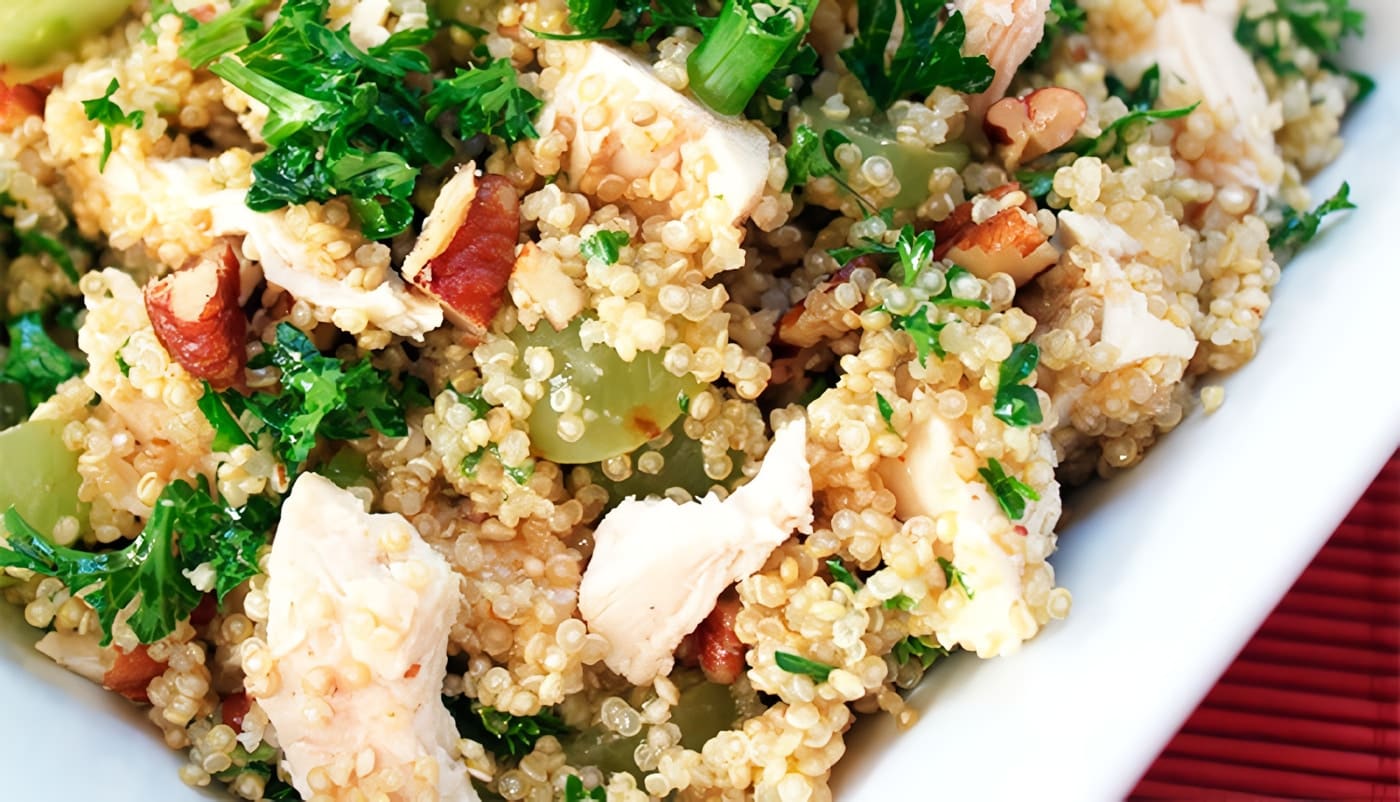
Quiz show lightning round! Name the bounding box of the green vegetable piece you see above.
[977,458,1041,521]
[826,558,859,591]
[81,78,145,172]
[322,446,374,490]
[1,311,84,412]
[1269,182,1356,254]
[840,4,993,110]
[0,0,133,68]
[586,420,741,505]
[443,699,570,759]
[579,229,630,265]
[0,419,86,545]
[196,382,251,453]
[937,556,974,599]
[564,774,607,802]
[993,342,1043,428]
[686,0,818,116]
[0,381,25,430]
[883,593,915,611]
[774,650,834,682]
[564,675,736,776]
[892,634,948,669]
[511,318,700,465]
[875,392,895,432]
[425,58,543,144]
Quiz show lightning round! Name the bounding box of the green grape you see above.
[0,0,134,68]
[563,675,737,776]
[586,421,744,505]
[512,319,700,465]
[321,446,373,491]
[0,381,24,431]
[0,418,86,543]
[800,97,971,209]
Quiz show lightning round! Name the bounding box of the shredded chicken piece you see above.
[954,0,1052,121]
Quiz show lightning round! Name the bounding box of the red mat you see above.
[1131,456,1400,801]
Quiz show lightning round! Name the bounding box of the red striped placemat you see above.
[1131,456,1400,801]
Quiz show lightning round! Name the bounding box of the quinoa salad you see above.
[0,0,1369,799]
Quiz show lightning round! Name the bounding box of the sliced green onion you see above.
[687,0,816,116]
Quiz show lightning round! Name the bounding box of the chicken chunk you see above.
[1056,211,1197,369]
[256,473,475,802]
[877,412,1063,658]
[536,41,770,228]
[578,417,814,685]
[955,0,1051,121]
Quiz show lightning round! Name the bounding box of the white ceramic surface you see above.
[2,3,1398,800]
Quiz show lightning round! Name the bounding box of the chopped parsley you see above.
[1236,0,1369,92]
[977,458,1041,521]
[196,382,252,453]
[840,3,994,110]
[993,342,1043,428]
[0,479,276,645]
[178,0,271,68]
[443,698,570,759]
[774,650,834,682]
[549,0,708,43]
[216,323,417,471]
[1068,102,1199,161]
[937,556,974,599]
[1269,182,1356,254]
[462,443,535,485]
[579,229,631,265]
[1106,63,1163,113]
[15,228,80,284]
[785,124,849,189]
[565,775,607,802]
[883,593,915,611]
[875,392,895,431]
[892,635,948,669]
[1016,168,1058,203]
[1,311,84,412]
[452,386,493,419]
[81,79,145,172]
[825,558,859,591]
[890,226,937,287]
[425,59,543,145]
[891,308,948,366]
[677,392,691,415]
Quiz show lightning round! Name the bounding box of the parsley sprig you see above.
[840,2,994,110]
[1,312,84,414]
[993,343,1043,428]
[579,230,630,265]
[937,556,974,599]
[978,458,1040,521]
[82,79,145,172]
[1269,182,1356,254]
[0,479,277,645]
[1236,0,1371,98]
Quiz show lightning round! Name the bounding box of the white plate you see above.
[3,4,1398,800]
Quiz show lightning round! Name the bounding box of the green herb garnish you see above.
[1269,182,1355,254]
[687,0,818,116]
[774,650,834,682]
[196,382,252,452]
[82,78,145,172]
[876,392,895,431]
[1,311,83,412]
[937,556,974,599]
[425,58,543,145]
[443,699,570,759]
[565,774,607,802]
[840,4,994,110]
[883,593,915,611]
[579,229,631,265]
[977,458,1040,521]
[826,558,859,591]
[993,342,1043,428]
[892,634,948,669]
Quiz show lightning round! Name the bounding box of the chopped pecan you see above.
[984,87,1088,167]
[402,166,520,337]
[103,644,167,704]
[932,184,1059,287]
[776,256,874,348]
[691,594,746,685]
[144,245,248,389]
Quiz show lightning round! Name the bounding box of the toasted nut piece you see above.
[103,644,167,704]
[931,183,1033,255]
[144,245,248,389]
[983,87,1088,167]
[403,167,519,337]
[777,256,873,347]
[0,80,45,131]
[944,206,1060,287]
[692,594,746,685]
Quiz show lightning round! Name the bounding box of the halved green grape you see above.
[586,420,744,505]
[798,97,971,209]
[563,675,737,777]
[0,380,24,430]
[0,418,85,543]
[512,319,701,465]
[0,0,134,69]
[321,446,374,491]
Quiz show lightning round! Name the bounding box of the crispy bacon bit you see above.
[144,245,248,389]
[692,595,746,685]
[984,87,1088,167]
[403,168,520,337]
[222,691,252,731]
[103,645,167,704]
[932,184,1059,287]
[0,81,45,132]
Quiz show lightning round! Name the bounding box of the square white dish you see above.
[3,3,1398,800]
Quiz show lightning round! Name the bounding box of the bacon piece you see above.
[144,245,248,390]
[103,644,167,704]
[403,167,520,337]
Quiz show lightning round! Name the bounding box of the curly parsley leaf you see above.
[196,382,252,452]
[1107,63,1162,113]
[891,308,948,366]
[426,58,543,145]
[221,323,414,471]
[1,312,83,411]
[179,0,271,67]
[1269,182,1356,254]
[1068,102,1199,160]
[0,479,275,645]
[977,458,1040,521]
[775,650,834,682]
[547,0,709,43]
[993,342,1043,427]
[784,123,850,190]
[892,634,948,669]
[443,698,571,759]
[579,229,631,265]
[826,558,860,591]
[840,3,994,110]
[81,79,145,173]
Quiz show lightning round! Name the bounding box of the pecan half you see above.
[933,184,1059,287]
[402,166,520,337]
[984,87,1088,168]
[144,245,248,389]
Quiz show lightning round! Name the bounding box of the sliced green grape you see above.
[799,97,971,209]
[512,319,700,465]
[0,380,24,430]
[321,446,373,491]
[563,675,737,776]
[0,0,134,68]
[586,421,744,505]
[0,418,86,543]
